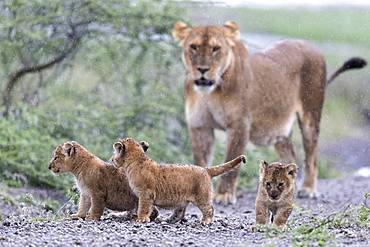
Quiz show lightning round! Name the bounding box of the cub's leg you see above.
[137,193,154,223]
[71,194,91,219]
[189,127,215,167]
[252,200,269,231]
[274,136,296,164]
[150,206,160,221]
[86,195,106,220]
[272,206,293,231]
[215,125,248,205]
[197,203,214,225]
[166,205,188,223]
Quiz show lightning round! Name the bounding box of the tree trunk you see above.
[2,38,80,117]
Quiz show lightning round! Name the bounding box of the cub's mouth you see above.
[194,78,215,87]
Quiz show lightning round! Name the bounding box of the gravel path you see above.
[1,176,369,247]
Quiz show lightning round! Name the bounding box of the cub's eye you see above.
[278,183,284,188]
[190,44,198,51]
[266,182,272,188]
[212,46,221,53]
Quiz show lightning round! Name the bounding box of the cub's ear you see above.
[223,21,240,45]
[172,21,191,45]
[139,141,149,152]
[286,163,298,178]
[62,142,75,157]
[113,142,125,156]
[259,160,269,170]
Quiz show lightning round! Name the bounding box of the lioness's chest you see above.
[185,94,227,130]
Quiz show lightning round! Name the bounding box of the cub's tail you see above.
[206,155,246,178]
[327,57,367,84]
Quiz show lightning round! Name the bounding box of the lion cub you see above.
[112,138,246,225]
[254,161,298,231]
[48,141,158,221]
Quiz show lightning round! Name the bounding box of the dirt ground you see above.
[0,175,369,247]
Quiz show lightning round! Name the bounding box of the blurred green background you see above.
[0,0,369,194]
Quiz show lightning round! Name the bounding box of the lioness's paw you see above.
[70,214,85,220]
[85,215,101,221]
[214,192,236,205]
[136,216,150,223]
[297,187,317,199]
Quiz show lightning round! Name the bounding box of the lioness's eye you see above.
[190,44,198,51]
[212,46,220,52]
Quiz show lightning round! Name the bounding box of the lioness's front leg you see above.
[215,124,248,205]
[189,127,215,167]
[71,194,91,220]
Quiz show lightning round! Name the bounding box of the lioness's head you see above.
[48,141,89,174]
[172,21,240,93]
[112,138,149,168]
[259,161,298,201]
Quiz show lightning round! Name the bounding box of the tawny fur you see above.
[173,21,366,204]
[48,141,158,221]
[254,161,298,231]
[112,138,246,224]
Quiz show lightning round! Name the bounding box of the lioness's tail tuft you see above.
[327,57,367,84]
[206,155,246,178]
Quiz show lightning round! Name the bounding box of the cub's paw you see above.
[272,223,287,232]
[214,192,236,205]
[297,187,317,199]
[251,224,266,232]
[70,214,85,220]
[136,216,150,223]
[200,218,212,225]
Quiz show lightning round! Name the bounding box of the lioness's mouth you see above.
[194,78,215,87]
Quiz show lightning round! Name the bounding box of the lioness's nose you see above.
[197,67,209,74]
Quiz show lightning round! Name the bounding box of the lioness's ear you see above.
[286,163,298,178]
[139,141,149,152]
[224,21,240,45]
[113,142,125,156]
[63,142,75,157]
[172,21,191,45]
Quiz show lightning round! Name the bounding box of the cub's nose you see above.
[270,191,279,199]
[48,163,52,170]
[197,67,209,74]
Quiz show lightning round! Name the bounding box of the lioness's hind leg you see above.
[297,58,326,199]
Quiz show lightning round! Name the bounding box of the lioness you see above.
[254,161,298,231]
[172,21,367,204]
[112,138,246,224]
[48,141,158,221]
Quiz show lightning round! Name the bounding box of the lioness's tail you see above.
[206,155,246,178]
[327,57,367,84]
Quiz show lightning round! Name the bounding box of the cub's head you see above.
[259,161,298,201]
[112,138,149,168]
[172,21,240,93]
[48,141,87,174]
